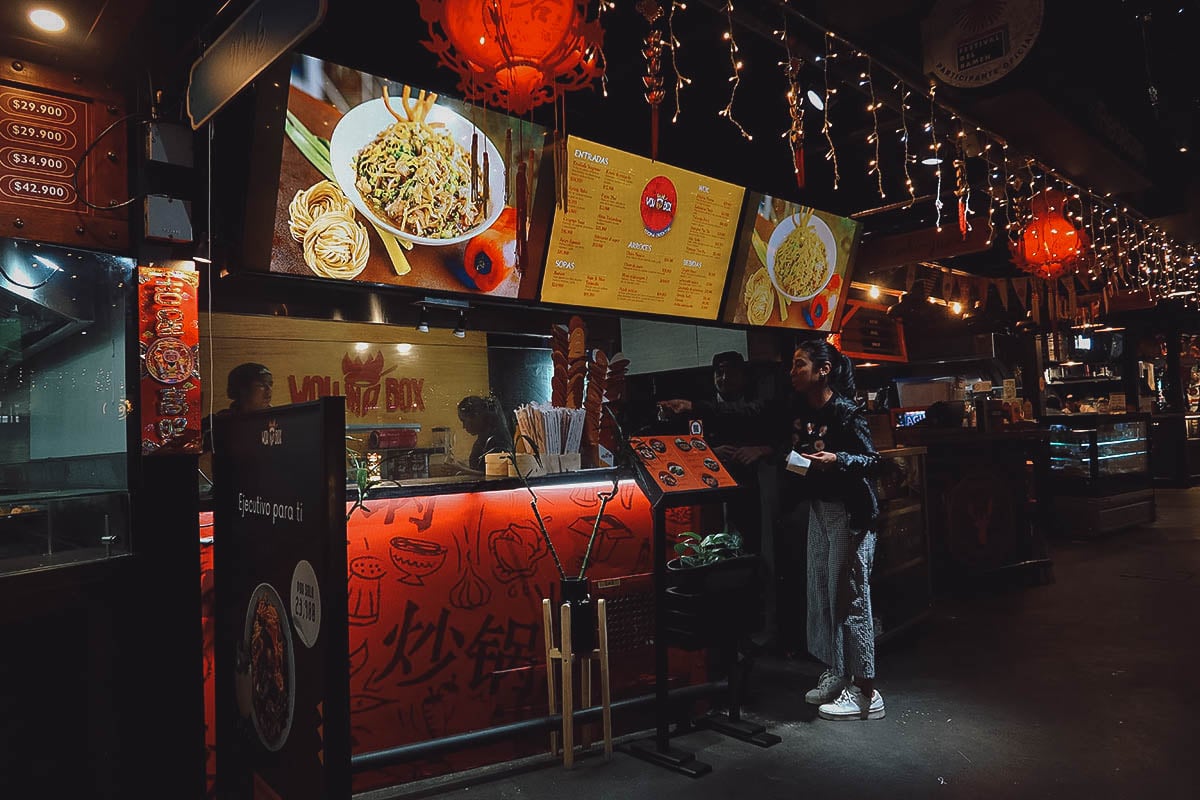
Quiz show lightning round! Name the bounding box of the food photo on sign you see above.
[721,193,861,332]
[269,55,549,299]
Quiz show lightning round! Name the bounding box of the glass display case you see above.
[0,238,135,576]
[1046,414,1155,536]
[1185,415,1200,484]
[1047,417,1150,482]
[870,446,932,642]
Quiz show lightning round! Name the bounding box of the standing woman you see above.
[786,338,884,720]
[456,395,513,472]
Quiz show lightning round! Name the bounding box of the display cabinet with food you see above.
[1047,413,1155,536]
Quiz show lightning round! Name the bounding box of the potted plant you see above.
[502,409,621,654]
[664,529,761,650]
[346,438,380,521]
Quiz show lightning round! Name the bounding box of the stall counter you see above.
[892,427,1053,587]
[201,473,707,793]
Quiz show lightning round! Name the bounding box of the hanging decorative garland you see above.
[637,0,667,160]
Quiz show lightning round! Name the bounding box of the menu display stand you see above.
[213,398,350,800]
[619,432,777,776]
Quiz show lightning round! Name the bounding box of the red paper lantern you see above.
[1008,189,1090,280]
[418,0,605,114]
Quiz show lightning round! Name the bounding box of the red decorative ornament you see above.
[1008,189,1090,280]
[417,0,605,115]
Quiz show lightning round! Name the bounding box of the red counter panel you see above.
[201,480,702,795]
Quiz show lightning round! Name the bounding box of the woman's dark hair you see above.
[796,338,857,399]
[457,395,493,417]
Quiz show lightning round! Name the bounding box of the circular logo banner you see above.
[640,175,677,238]
[922,0,1044,88]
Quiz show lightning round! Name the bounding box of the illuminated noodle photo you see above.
[288,179,356,242]
[353,86,485,240]
[302,210,370,279]
[744,268,773,326]
[773,220,829,299]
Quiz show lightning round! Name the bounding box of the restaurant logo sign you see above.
[286,349,425,418]
[922,0,1043,88]
[261,419,283,447]
[640,175,677,238]
[138,267,201,454]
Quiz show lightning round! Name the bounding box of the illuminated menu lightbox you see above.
[540,136,744,321]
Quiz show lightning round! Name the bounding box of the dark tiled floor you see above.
[374,489,1200,800]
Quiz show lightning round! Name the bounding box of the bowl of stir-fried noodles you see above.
[244,582,295,752]
[765,211,838,302]
[330,96,506,247]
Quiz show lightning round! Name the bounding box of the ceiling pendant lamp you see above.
[417,0,605,115]
[1009,189,1090,281]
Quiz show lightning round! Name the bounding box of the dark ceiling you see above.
[2,0,1198,276]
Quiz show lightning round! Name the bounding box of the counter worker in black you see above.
[698,352,774,549]
[457,395,513,472]
[786,338,884,720]
[199,363,274,486]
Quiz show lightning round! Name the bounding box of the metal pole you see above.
[653,503,670,752]
[350,681,726,773]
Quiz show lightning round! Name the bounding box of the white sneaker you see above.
[818,685,885,720]
[804,669,847,705]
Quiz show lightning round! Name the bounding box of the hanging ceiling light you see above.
[453,309,467,338]
[1009,189,1090,280]
[416,306,430,333]
[29,8,67,33]
[417,0,605,114]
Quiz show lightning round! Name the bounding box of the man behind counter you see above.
[660,352,776,549]
[658,351,781,651]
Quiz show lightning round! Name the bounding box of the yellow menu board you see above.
[540,136,745,320]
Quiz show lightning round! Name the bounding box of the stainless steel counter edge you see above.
[346,466,632,500]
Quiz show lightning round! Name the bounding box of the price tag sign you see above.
[0,60,128,248]
[290,559,322,648]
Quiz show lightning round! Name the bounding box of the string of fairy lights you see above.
[674,0,1200,307]
[570,1,1200,311]
[820,32,839,189]
[862,55,884,199]
[667,1,691,123]
[716,0,752,140]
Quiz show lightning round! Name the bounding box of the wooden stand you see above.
[542,598,612,768]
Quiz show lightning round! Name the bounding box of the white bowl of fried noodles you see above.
[330,95,506,247]
[243,582,295,752]
[765,210,838,302]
